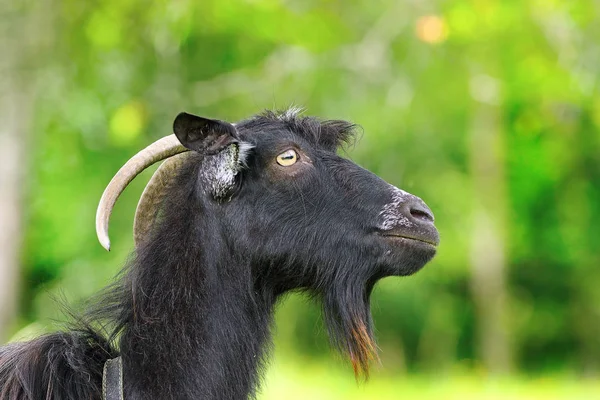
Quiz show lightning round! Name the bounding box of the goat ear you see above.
[173,112,238,154]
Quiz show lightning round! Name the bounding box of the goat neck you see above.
[117,164,274,399]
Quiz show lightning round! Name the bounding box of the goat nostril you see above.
[410,207,434,223]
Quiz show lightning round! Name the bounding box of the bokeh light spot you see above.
[109,101,146,147]
[85,11,122,49]
[415,15,448,44]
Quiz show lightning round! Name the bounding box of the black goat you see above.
[0,109,439,399]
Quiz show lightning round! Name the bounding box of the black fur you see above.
[0,110,439,399]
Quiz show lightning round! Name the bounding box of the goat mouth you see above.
[380,234,439,247]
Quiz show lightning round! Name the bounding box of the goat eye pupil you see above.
[276,150,298,166]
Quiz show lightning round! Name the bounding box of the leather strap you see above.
[102,357,124,400]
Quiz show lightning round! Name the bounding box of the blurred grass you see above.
[261,357,600,400]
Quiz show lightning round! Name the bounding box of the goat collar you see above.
[102,357,124,400]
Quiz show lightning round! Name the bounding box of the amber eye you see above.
[276,149,298,166]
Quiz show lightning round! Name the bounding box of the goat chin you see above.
[380,237,438,277]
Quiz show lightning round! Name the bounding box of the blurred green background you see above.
[1,0,599,398]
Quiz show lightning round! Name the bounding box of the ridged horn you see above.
[96,134,188,251]
[133,152,191,249]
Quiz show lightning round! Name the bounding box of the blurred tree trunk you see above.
[0,94,26,342]
[468,75,513,374]
[0,0,42,341]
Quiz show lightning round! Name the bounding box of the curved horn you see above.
[96,134,188,251]
[133,152,191,249]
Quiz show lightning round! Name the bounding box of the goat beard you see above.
[322,271,379,380]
